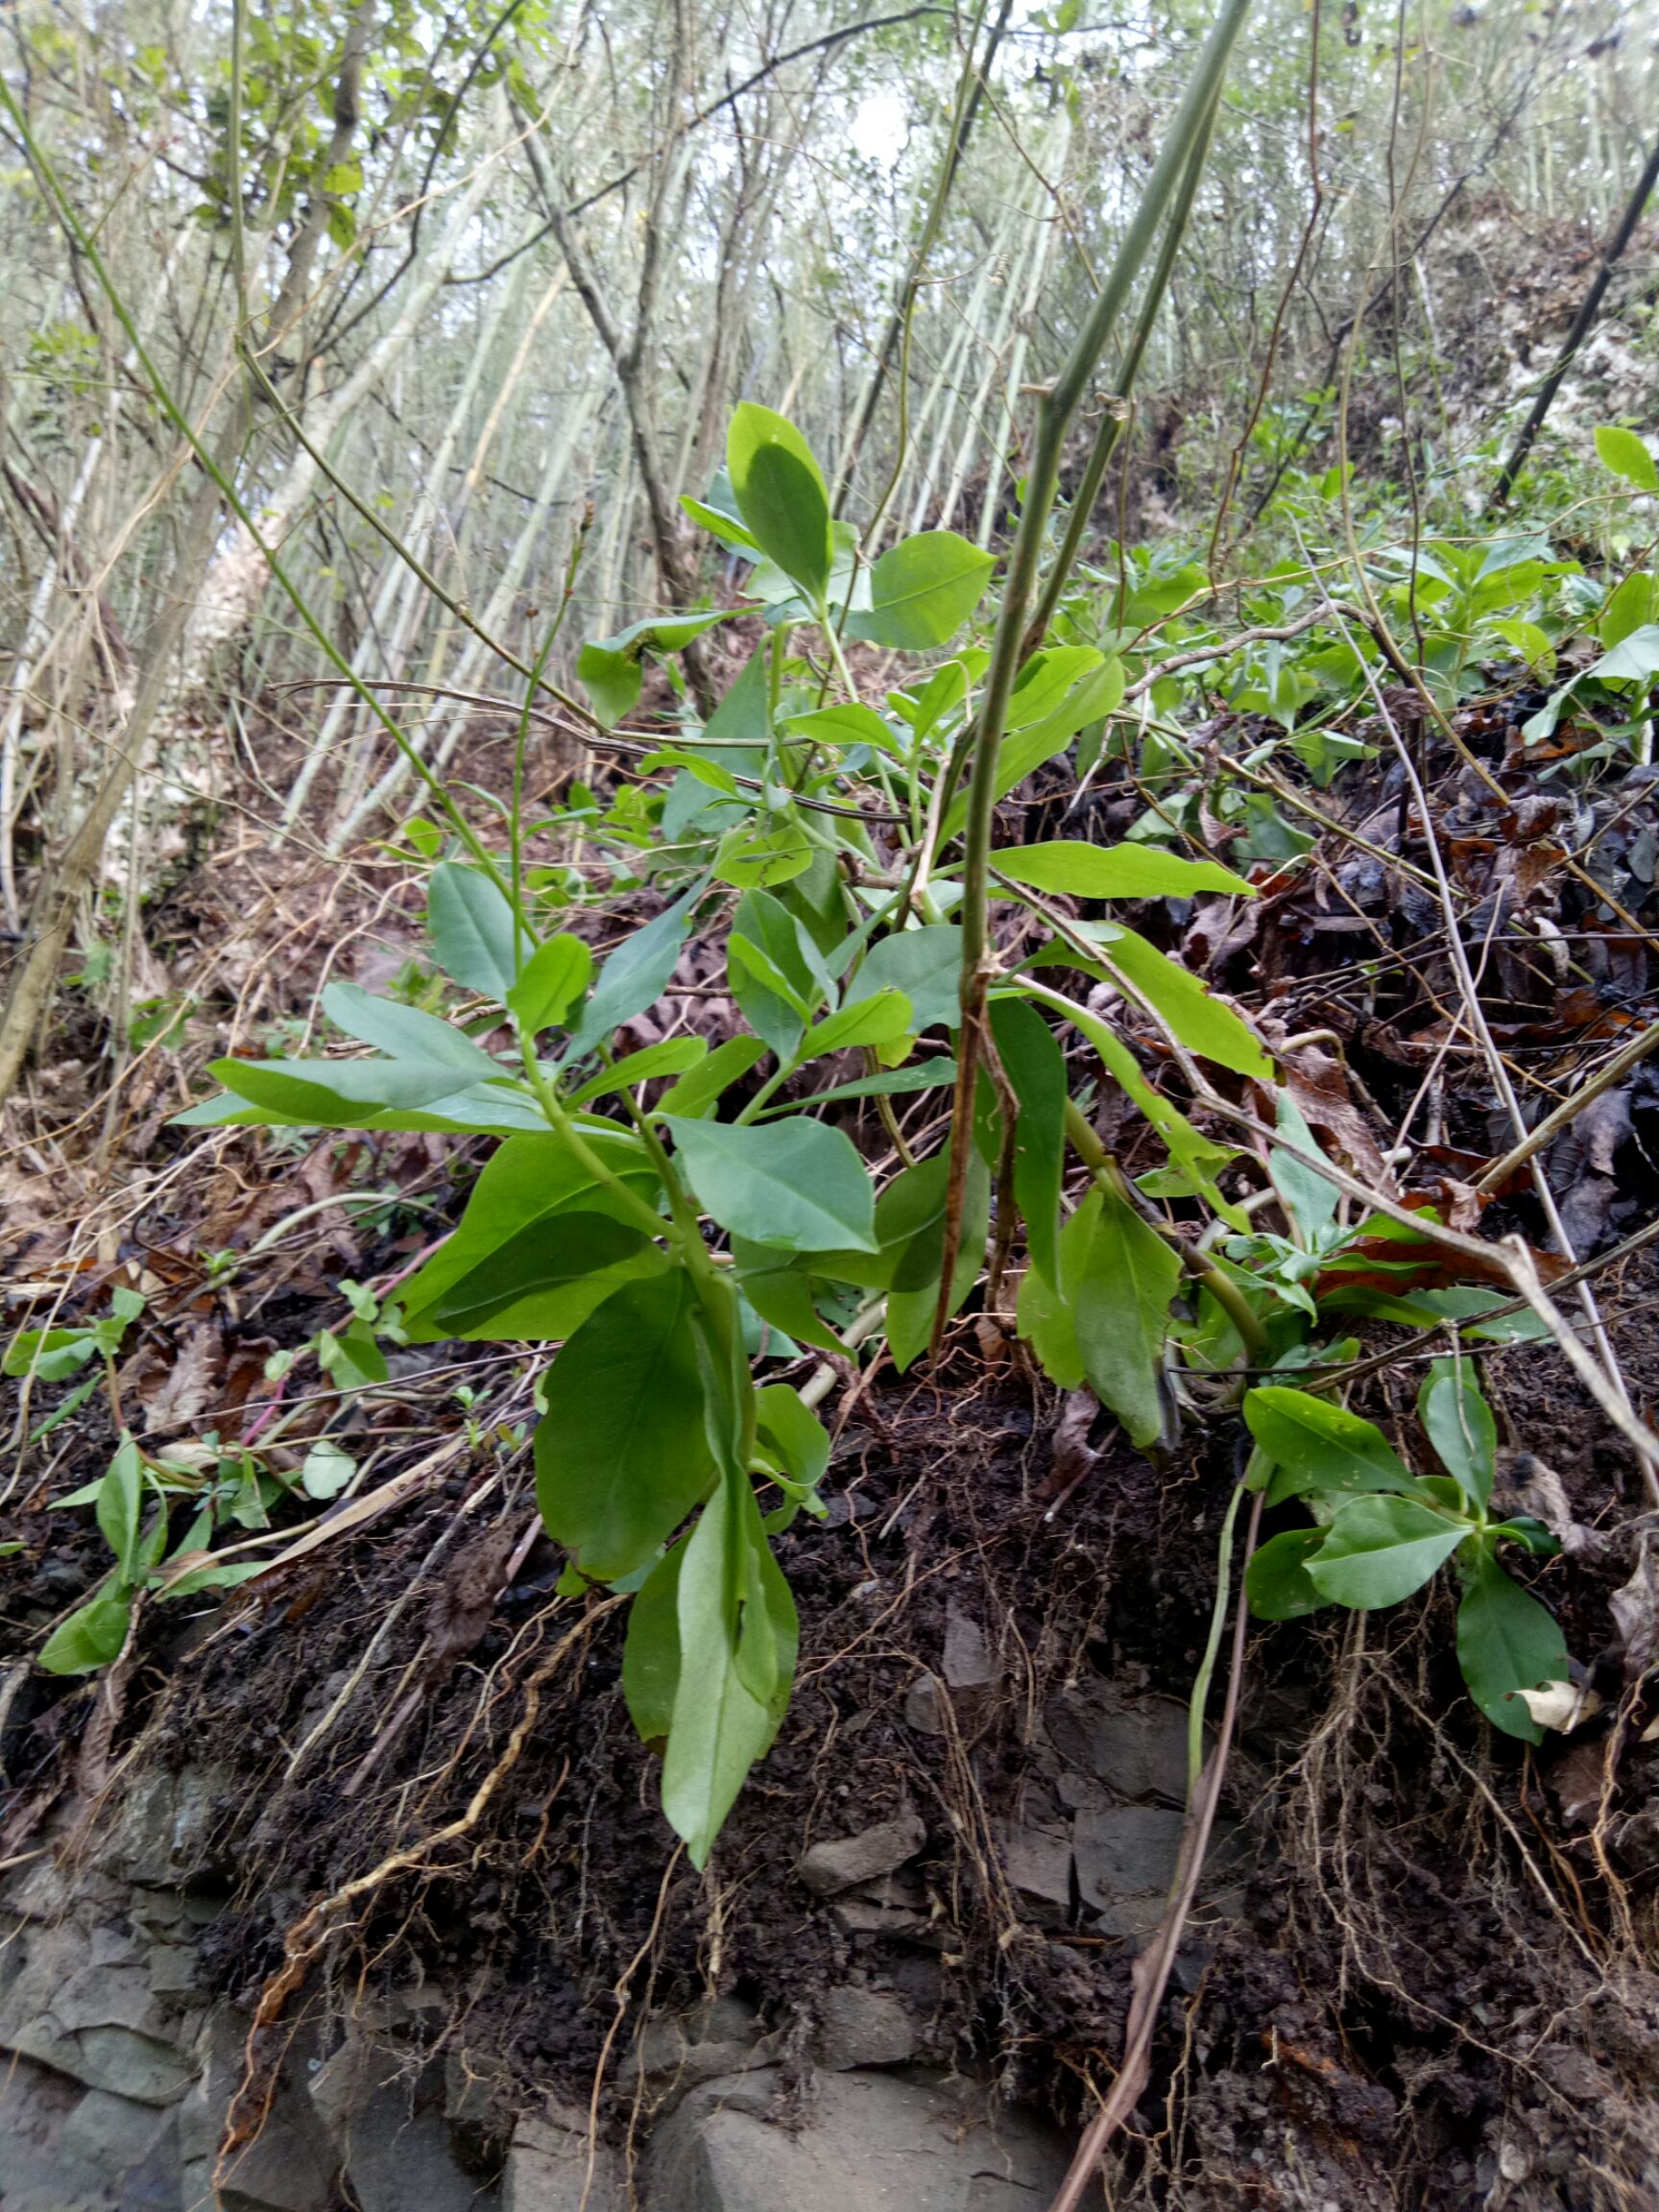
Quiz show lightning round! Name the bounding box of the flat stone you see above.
[644,2066,1069,2212]
[1045,1692,1190,1807]
[146,1945,200,1998]
[0,2057,183,2212]
[799,1811,926,1897]
[814,1987,916,2071]
[904,1607,998,1736]
[105,1767,228,1887]
[1072,1803,1184,1910]
[179,2008,339,2211]
[997,1823,1073,1920]
[502,2101,624,2212]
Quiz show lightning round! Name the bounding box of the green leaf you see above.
[210,1056,510,1122]
[994,841,1253,901]
[1269,1092,1339,1244]
[4,1328,96,1382]
[1418,1358,1496,1510]
[301,1440,357,1501]
[781,701,903,757]
[578,611,733,727]
[434,1212,655,1334]
[732,1244,845,1354]
[567,1038,707,1106]
[622,1537,687,1745]
[680,493,759,554]
[882,1148,991,1372]
[660,1484,797,1864]
[845,530,995,649]
[95,1436,144,1585]
[1587,624,1659,686]
[1244,1386,1416,1504]
[1455,1546,1568,1742]
[657,1035,769,1119]
[798,988,913,1060]
[399,1127,659,1337]
[535,1271,714,1581]
[507,935,593,1034]
[426,863,526,1003]
[757,1055,954,1118]
[1599,572,1657,652]
[323,982,499,1076]
[1244,1527,1333,1620]
[663,1116,878,1254]
[988,997,1066,1286]
[567,889,696,1055]
[944,651,1123,837]
[726,403,832,600]
[843,925,963,1032]
[1595,424,1658,494]
[713,814,813,889]
[1085,925,1272,1080]
[37,1586,132,1674]
[1305,1494,1470,1609]
[1070,1189,1179,1449]
[754,1383,830,1486]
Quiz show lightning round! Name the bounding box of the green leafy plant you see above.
[1242,1366,1569,1742]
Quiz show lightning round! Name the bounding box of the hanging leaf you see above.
[883,1148,991,1371]
[1070,1188,1180,1448]
[567,889,697,1054]
[37,1586,133,1675]
[535,1272,714,1582]
[1083,924,1273,1079]
[988,996,1066,1286]
[578,610,733,727]
[1016,1190,1098,1390]
[433,1212,658,1335]
[1418,1358,1496,1511]
[663,1116,878,1254]
[726,403,832,601]
[426,863,526,1003]
[845,530,995,649]
[1305,1494,1470,1609]
[95,1435,144,1586]
[622,1537,688,1747]
[1244,1527,1332,1621]
[1595,424,1659,494]
[657,1035,769,1119]
[1455,1545,1568,1743]
[843,925,963,1032]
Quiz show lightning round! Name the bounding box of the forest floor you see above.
[6,659,1659,2210]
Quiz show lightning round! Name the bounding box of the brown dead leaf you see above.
[137,1323,225,1434]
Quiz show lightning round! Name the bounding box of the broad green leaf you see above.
[567,1037,707,1106]
[1244,1527,1332,1620]
[754,1383,830,1486]
[4,1328,96,1382]
[726,403,832,600]
[508,935,593,1034]
[1244,1386,1416,1504]
[843,925,963,1032]
[1015,1189,1101,1389]
[426,863,526,1003]
[578,611,733,727]
[994,841,1253,901]
[567,889,696,1054]
[175,1077,548,1138]
[1489,617,1556,678]
[680,493,759,554]
[1455,1546,1568,1743]
[433,1211,656,1334]
[661,1483,798,1864]
[210,1056,510,1121]
[846,530,995,649]
[947,652,1124,837]
[781,701,903,758]
[988,997,1066,1286]
[1305,1494,1470,1609]
[1600,572,1657,651]
[622,1538,687,1745]
[1083,924,1272,1080]
[322,982,499,1076]
[657,1034,769,1119]
[535,1271,714,1580]
[1071,1189,1180,1449]
[1417,1358,1496,1509]
[663,1116,878,1254]
[399,1127,658,1337]
[37,1586,133,1674]
[732,1242,846,1353]
[1588,624,1659,685]
[301,1440,357,1500]
[798,988,913,1060]
[713,814,813,889]
[96,1436,144,1585]
[1595,424,1659,494]
[317,1318,387,1391]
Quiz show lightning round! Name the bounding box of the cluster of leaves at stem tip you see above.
[27,400,1599,1863]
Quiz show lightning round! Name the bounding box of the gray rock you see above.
[308,2041,494,2212]
[502,2099,624,2212]
[814,1987,916,2071]
[105,1767,228,1887]
[179,2009,339,2212]
[997,1823,1073,1920]
[1046,1692,1190,1806]
[798,1810,926,1897]
[1071,1803,1184,1933]
[645,2066,1068,2212]
[904,1606,998,1735]
[146,1945,200,1998]
[0,2056,183,2212]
